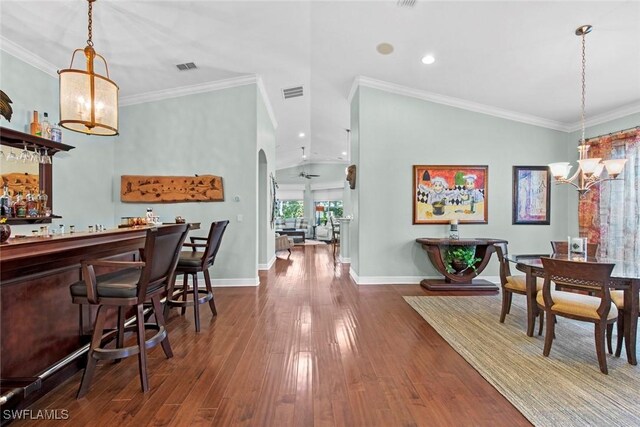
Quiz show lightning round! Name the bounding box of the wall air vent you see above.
[282,86,304,99]
[176,62,197,71]
[397,0,416,7]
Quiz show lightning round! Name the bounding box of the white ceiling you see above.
[1,1,639,169]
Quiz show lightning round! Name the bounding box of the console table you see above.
[415,238,506,291]
[279,229,306,243]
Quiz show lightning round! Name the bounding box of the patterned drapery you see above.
[578,128,640,262]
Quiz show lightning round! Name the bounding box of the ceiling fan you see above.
[299,147,320,179]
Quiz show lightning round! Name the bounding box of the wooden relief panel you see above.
[121,175,224,203]
[2,172,39,196]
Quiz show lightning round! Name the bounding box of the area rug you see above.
[404,294,640,427]
[297,239,327,246]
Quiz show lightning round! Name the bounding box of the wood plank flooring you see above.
[17,245,530,426]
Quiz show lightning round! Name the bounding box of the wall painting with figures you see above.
[413,165,488,224]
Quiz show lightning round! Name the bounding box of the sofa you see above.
[275,217,310,239]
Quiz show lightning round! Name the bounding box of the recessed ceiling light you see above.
[342,151,347,156]
[421,55,435,65]
[298,132,305,138]
[377,43,394,55]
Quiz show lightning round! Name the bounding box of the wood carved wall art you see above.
[121,174,224,203]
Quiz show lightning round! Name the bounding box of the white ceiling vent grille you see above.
[282,86,304,99]
[176,62,197,71]
[397,0,416,7]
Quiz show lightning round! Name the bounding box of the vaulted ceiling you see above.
[1,1,639,169]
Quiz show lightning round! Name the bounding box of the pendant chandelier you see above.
[548,25,626,196]
[58,0,118,136]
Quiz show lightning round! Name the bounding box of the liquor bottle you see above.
[25,189,38,217]
[50,123,62,143]
[41,112,51,139]
[0,185,11,217]
[38,190,48,216]
[14,191,26,218]
[34,189,42,215]
[30,111,42,136]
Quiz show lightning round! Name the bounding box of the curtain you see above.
[578,128,640,263]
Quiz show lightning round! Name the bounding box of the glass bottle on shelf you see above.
[30,111,41,136]
[41,112,51,140]
[449,219,459,240]
[14,191,26,218]
[0,185,11,217]
[50,123,62,143]
[25,189,38,217]
[38,190,48,216]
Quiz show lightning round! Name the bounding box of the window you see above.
[277,200,304,218]
[314,200,343,225]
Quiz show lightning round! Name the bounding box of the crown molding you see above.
[349,76,571,132]
[566,101,640,133]
[0,36,58,78]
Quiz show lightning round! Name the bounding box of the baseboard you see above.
[174,274,259,287]
[348,270,500,286]
[258,255,276,271]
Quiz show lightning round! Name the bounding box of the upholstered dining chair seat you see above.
[505,275,543,292]
[536,290,618,321]
[610,290,624,308]
[70,268,146,299]
[177,251,203,268]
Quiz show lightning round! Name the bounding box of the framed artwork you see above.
[413,165,488,224]
[121,174,224,203]
[512,166,550,225]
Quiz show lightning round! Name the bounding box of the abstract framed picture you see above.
[413,165,488,224]
[512,166,550,225]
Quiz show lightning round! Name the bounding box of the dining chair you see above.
[494,243,544,334]
[550,240,598,257]
[607,290,640,357]
[538,257,617,374]
[330,216,340,259]
[165,220,229,332]
[69,224,190,397]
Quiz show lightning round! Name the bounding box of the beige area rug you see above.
[404,294,640,427]
[297,239,327,246]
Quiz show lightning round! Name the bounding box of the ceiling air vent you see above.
[282,86,304,99]
[176,62,197,71]
[397,0,416,7]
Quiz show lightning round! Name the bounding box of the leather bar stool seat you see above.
[69,224,190,398]
[165,220,229,332]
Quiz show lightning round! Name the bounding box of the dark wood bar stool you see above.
[69,224,190,398]
[165,220,229,332]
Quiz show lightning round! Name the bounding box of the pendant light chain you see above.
[87,0,94,46]
[580,31,586,146]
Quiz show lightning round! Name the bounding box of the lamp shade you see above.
[577,158,602,175]
[548,162,571,179]
[316,205,325,212]
[603,159,627,177]
[59,66,118,136]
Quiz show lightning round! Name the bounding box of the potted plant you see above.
[444,246,481,274]
[0,217,11,243]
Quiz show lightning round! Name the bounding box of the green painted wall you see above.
[257,88,276,266]
[351,86,571,280]
[115,85,262,282]
[349,88,361,273]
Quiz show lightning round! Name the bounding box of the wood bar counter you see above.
[0,226,153,410]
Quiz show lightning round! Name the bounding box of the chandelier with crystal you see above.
[58,0,119,136]
[548,25,627,197]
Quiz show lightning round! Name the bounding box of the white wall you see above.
[350,86,571,282]
[257,88,276,268]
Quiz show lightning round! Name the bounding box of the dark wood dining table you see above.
[507,253,639,365]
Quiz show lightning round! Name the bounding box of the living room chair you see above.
[494,243,544,335]
[165,220,229,332]
[275,233,294,257]
[69,224,190,397]
[538,257,617,374]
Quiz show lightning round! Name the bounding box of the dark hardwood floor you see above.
[17,244,530,426]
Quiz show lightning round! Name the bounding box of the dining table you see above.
[507,253,639,365]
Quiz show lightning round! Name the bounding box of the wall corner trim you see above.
[566,101,640,132]
[349,76,572,132]
[1,36,58,77]
[258,255,277,271]
[256,75,279,130]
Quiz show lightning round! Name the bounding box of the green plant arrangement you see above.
[444,246,481,274]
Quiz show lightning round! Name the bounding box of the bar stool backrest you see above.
[201,220,230,270]
[138,224,190,300]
